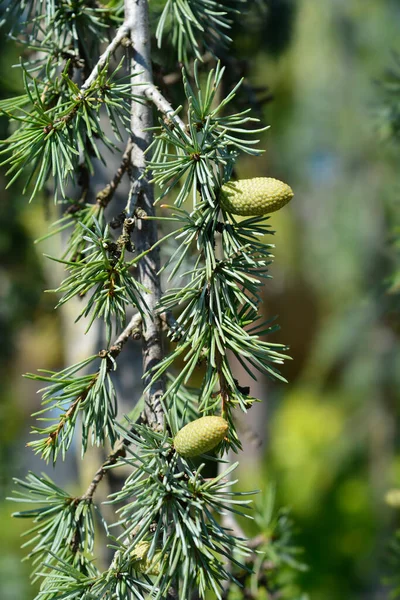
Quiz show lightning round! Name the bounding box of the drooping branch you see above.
[79,312,143,501]
[125,0,165,431]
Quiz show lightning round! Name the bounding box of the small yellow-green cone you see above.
[219,177,294,216]
[131,541,150,562]
[130,541,161,575]
[173,416,229,458]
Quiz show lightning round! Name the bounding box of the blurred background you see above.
[1,1,400,599]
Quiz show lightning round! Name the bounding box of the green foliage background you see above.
[1,1,400,599]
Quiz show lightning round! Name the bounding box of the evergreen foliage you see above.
[25,353,118,462]
[155,1,243,64]
[1,0,307,598]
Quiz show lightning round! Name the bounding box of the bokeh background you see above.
[1,1,400,599]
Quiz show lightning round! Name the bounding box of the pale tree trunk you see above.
[124,0,165,430]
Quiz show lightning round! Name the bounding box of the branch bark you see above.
[124,0,165,431]
[80,22,130,92]
[144,83,187,131]
[96,138,133,208]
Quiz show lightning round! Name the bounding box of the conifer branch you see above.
[26,314,142,464]
[72,314,143,503]
[4,3,309,598]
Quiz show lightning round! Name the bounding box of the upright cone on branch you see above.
[219,177,294,216]
[173,416,229,458]
[130,541,161,576]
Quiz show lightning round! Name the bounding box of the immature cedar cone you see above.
[173,416,229,458]
[219,177,294,216]
[130,541,161,575]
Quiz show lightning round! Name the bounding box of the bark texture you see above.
[125,0,165,430]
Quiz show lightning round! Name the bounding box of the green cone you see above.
[173,416,228,458]
[130,541,161,575]
[220,177,294,216]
